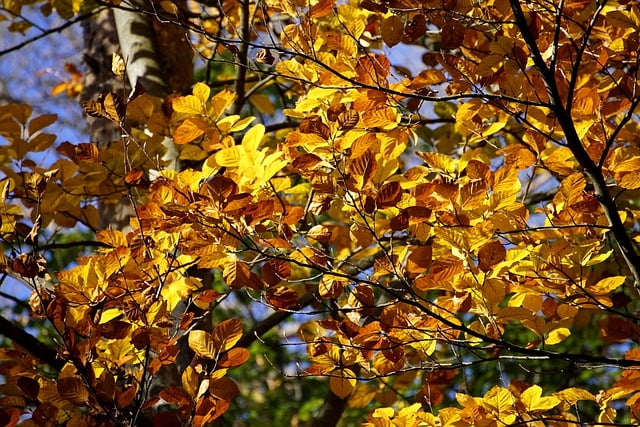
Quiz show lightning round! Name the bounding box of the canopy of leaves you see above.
[1,0,640,426]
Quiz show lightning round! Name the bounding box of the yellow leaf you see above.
[112,52,125,77]
[241,123,265,153]
[162,276,201,312]
[591,276,626,294]
[103,92,124,122]
[546,327,570,345]
[215,145,242,167]
[249,94,275,114]
[482,386,514,413]
[229,116,255,132]
[521,385,560,412]
[555,388,596,405]
[188,329,216,359]
[182,366,199,398]
[174,117,209,144]
[193,82,210,103]
[173,95,202,115]
[330,368,356,399]
[619,172,640,189]
[98,308,122,324]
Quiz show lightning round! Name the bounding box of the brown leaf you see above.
[262,259,292,286]
[82,99,105,118]
[131,327,151,349]
[299,115,330,139]
[95,370,116,403]
[477,240,506,272]
[57,376,89,405]
[223,261,263,290]
[194,396,227,425]
[348,149,377,190]
[17,376,39,401]
[209,377,240,401]
[403,14,426,42]
[337,110,359,131]
[124,168,145,186]
[381,15,403,47]
[441,21,466,49]
[116,385,137,409]
[12,254,40,278]
[266,286,299,309]
[204,175,238,200]
[98,320,131,340]
[31,402,58,425]
[390,210,409,231]
[243,199,275,225]
[309,0,335,18]
[376,181,402,208]
[212,318,243,352]
[75,142,99,162]
[292,153,323,171]
[0,408,20,427]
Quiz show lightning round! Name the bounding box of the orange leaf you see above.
[212,318,243,352]
[406,246,433,276]
[174,117,209,144]
[218,347,250,368]
[223,260,262,290]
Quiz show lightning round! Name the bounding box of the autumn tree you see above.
[1,0,640,425]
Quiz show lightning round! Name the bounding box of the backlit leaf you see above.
[330,369,357,399]
[188,329,216,359]
[521,385,561,412]
[546,327,571,345]
[212,318,243,352]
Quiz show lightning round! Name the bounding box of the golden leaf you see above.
[111,52,125,77]
[521,385,560,412]
[173,95,203,115]
[193,82,210,103]
[545,327,571,345]
[188,330,216,359]
[330,368,356,399]
[174,117,209,144]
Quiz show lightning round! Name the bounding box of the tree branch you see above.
[237,289,318,348]
[312,389,348,427]
[0,315,64,370]
[232,0,251,115]
[0,10,103,58]
[510,0,640,290]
